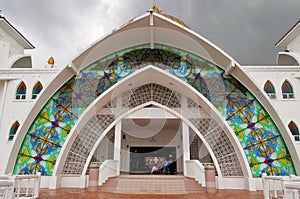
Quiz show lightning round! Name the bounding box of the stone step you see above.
[99,175,204,194]
[98,177,118,193]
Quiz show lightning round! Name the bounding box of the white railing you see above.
[0,180,14,199]
[285,182,300,199]
[262,174,300,199]
[185,160,205,186]
[99,160,118,186]
[0,173,41,199]
[14,173,41,198]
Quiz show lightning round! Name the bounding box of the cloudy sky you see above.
[1,0,299,68]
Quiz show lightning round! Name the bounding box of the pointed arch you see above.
[9,121,20,141]
[264,80,276,99]
[282,80,294,99]
[12,45,297,177]
[32,81,43,99]
[288,121,299,141]
[16,81,27,100]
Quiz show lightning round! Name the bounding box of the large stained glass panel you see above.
[14,44,296,177]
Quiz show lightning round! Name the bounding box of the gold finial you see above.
[152,0,160,13]
[153,0,156,6]
[48,56,54,65]
[47,56,55,68]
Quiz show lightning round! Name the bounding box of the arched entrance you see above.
[51,71,249,188]
[10,43,297,190]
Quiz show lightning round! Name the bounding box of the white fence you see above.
[262,174,300,199]
[0,173,41,199]
[0,181,14,199]
[285,182,300,199]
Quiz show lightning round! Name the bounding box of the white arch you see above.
[8,54,32,68]
[53,65,252,180]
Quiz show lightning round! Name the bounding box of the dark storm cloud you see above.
[178,0,300,65]
[0,0,299,67]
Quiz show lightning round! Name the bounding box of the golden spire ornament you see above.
[152,0,161,13]
[47,56,55,68]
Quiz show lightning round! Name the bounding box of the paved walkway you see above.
[40,188,264,199]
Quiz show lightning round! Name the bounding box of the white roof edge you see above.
[0,68,61,72]
[71,11,241,72]
[275,20,300,48]
[70,12,150,68]
[152,12,240,68]
[243,65,300,72]
[0,16,35,49]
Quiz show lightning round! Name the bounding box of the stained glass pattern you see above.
[282,80,294,99]
[32,82,43,99]
[264,81,276,100]
[16,81,26,100]
[282,81,293,93]
[14,44,296,177]
[288,121,299,141]
[9,121,20,141]
[264,81,275,94]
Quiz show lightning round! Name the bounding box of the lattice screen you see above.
[61,83,243,176]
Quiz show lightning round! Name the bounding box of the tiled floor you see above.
[39,188,264,199]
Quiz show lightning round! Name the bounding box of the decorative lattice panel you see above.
[188,98,200,108]
[189,136,199,160]
[62,115,115,174]
[218,153,243,176]
[85,116,102,136]
[122,90,133,108]
[189,117,243,176]
[130,84,152,107]
[152,83,173,106]
[62,152,87,175]
[190,118,218,136]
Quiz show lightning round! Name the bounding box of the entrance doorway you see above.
[129,147,176,173]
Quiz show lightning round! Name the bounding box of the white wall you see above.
[0,27,25,68]
[0,40,9,67]
[288,34,300,54]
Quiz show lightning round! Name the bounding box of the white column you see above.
[182,121,190,176]
[114,121,122,175]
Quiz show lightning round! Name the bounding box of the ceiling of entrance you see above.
[122,118,181,131]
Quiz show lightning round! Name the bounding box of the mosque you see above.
[0,3,300,192]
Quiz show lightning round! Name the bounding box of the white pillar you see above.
[182,121,190,176]
[114,121,122,175]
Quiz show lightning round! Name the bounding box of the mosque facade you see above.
[0,6,300,191]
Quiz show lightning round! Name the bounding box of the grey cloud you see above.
[0,0,299,67]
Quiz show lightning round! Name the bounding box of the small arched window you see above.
[16,81,27,100]
[32,81,43,99]
[288,121,299,141]
[282,80,294,99]
[264,80,276,99]
[9,121,20,141]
